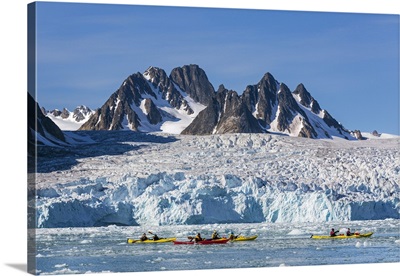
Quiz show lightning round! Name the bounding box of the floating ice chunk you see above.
[355,242,362,247]
[51,268,81,274]
[153,257,164,262]
[287,229,305,235]
[79,240,92,244]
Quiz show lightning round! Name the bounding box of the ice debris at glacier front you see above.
[31,132,400,227]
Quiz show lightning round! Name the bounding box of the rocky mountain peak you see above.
[259,72,279,91]
[292,83,322,114]
[143,66,169,86]
[170,64,215,105]
[73,105,93,122]
[216,84,226,94]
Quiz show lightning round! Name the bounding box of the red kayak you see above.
[173,238,229,245]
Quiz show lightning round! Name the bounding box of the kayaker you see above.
[140,233,148,241]
[152,233,160,241]
[330,228,339,237]
[228,232,238,240]
[194,233,203,242]
[346,228,353,236]
[211,230,221,240]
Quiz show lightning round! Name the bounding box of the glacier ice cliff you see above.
[30,132,400,227]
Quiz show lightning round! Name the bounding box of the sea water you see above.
[31,219,400,275]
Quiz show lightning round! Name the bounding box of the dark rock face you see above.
[144,67,194,114]
[242,85,259,115]
[49,108,70,119]
[28,92,66,152]
[73,106,93,122]
[181,86,263,135]
[274,83,317,138]
[170,64,215,105]
[372,130,380,137]
[292,83,322,114]
[276,83,300,132]
[244,73,279,126]
[352,130,363,140]
[60,108,70,119]
[223,74,320,138]
[181,98,220,135]
[49,109,62,117]
[143,98,162,125]
[321,110,347,135]
[40,107,46,116]
[212,87,263,134]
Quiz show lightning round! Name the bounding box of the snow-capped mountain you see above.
[45,105,95,131]
[31,131,400,227]
[79,65,209,134]
[78,64,354,139]
[185,71,353,138]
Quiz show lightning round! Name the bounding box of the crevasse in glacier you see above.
[31,132,400,227]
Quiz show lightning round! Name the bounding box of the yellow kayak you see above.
[127,237,176,244]
[311,232,373,239]
[230,235,258,241]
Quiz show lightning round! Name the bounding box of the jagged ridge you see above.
[76,64,353,139]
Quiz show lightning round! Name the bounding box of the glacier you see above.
[30,131,400,228]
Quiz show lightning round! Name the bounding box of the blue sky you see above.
[35,2,399,134]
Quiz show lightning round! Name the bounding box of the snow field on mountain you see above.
[32,132,400,227]
[46,107,95,131]
[45,114,82,131]
[160,84,207,134]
